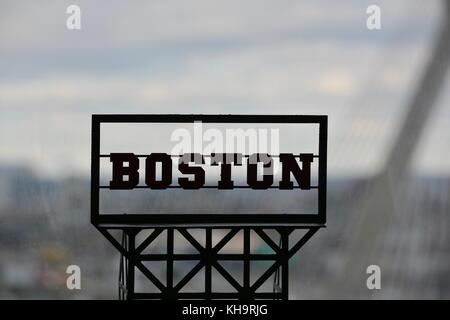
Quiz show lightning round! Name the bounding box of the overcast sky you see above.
[0,0,448,178]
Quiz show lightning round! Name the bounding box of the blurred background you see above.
[0,0,449,299]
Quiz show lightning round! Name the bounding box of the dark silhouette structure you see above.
[91,114,327,299]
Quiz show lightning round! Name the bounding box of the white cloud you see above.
[0,0,446,177]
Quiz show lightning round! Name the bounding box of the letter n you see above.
[279,153,313,189]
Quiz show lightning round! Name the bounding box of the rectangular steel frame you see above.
[91,114,327,227]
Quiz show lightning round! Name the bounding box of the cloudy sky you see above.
[0,0,449,178]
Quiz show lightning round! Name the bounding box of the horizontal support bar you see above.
[93,114,327,124]
[100,154,319,158]
[96,224,326,229]
[139,254,284,261]
[99,185,319,189]
[132,292,284,299]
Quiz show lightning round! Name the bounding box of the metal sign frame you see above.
[91,114,327,227]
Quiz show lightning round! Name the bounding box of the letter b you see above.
[109,153,140,189]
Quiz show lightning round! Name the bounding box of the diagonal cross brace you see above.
[250,227,319,292]
[98,225,321,299]
[96,227,166,292]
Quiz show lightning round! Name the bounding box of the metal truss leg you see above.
[205,228,212,299]
[118,230,128,300]
[100,225,320,300]
[281,228,290,300]
[125,230,136,300]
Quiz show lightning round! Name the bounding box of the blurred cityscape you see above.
[0,165,448,299]
[1,0,450,299]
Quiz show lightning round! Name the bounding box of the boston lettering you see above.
[109,152,314,190]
